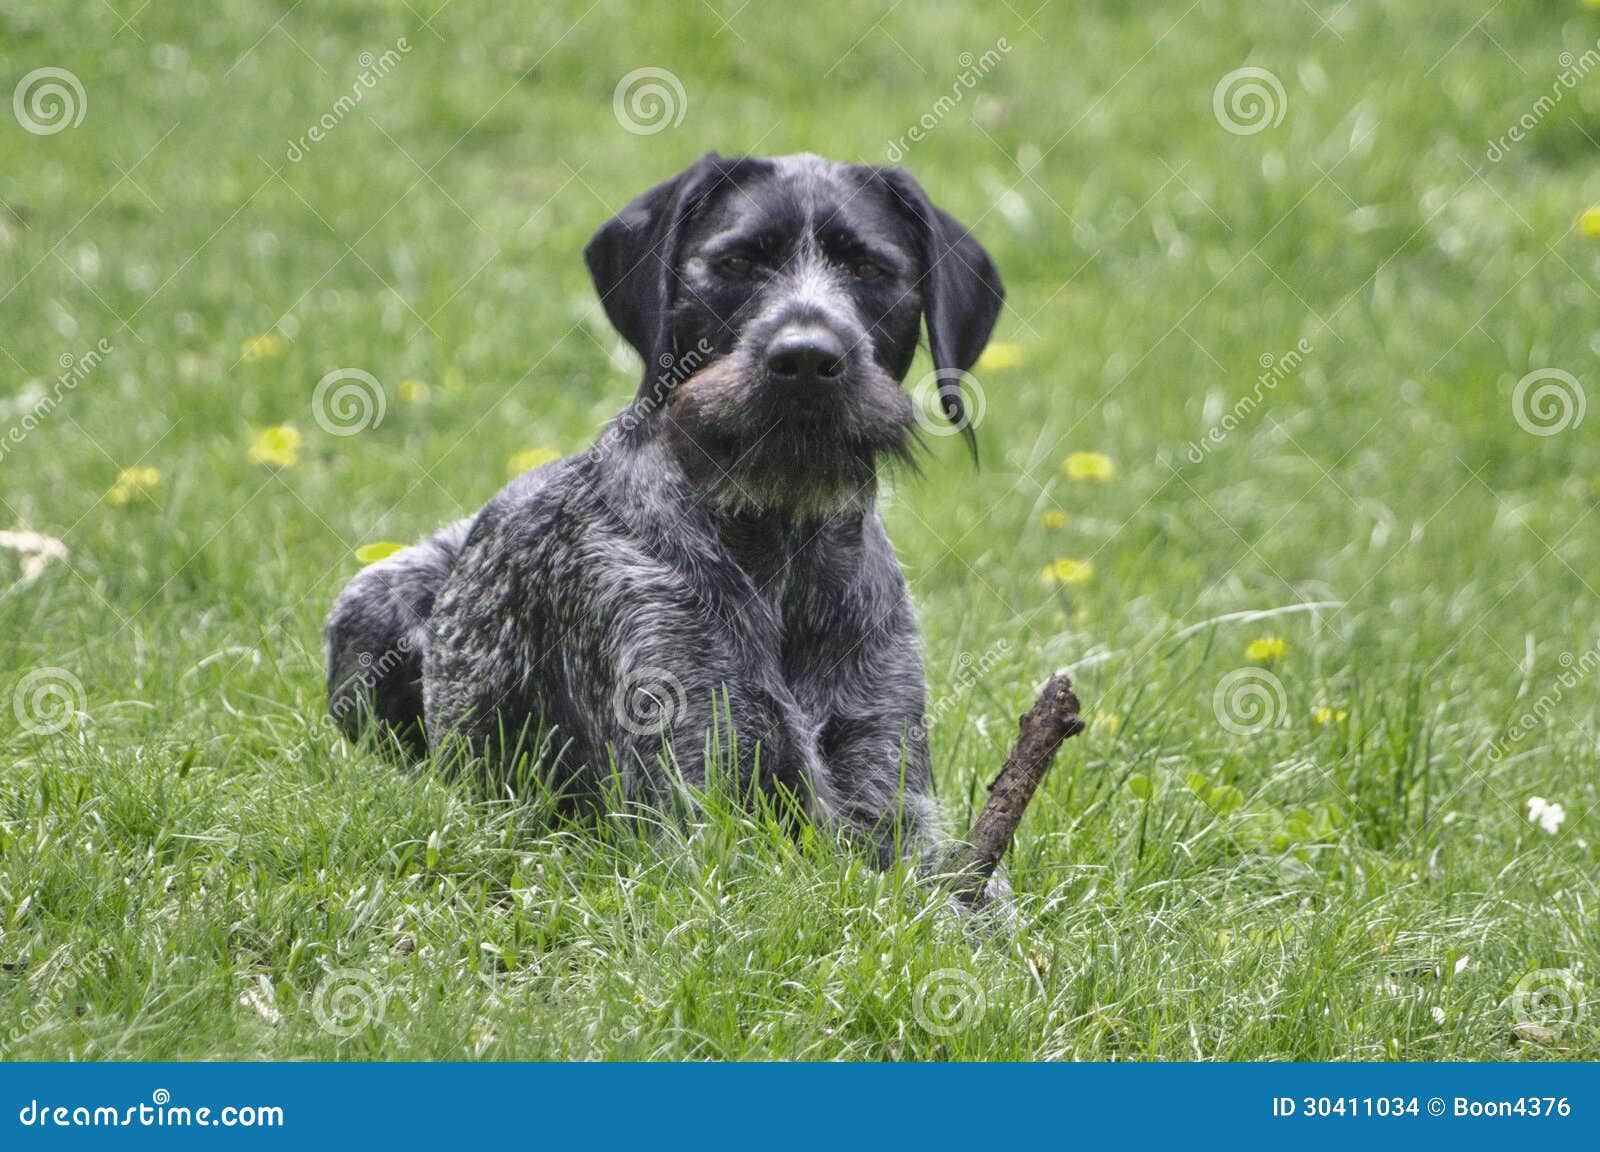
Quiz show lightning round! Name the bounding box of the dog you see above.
[325,152,1004,875]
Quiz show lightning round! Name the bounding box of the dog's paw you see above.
[929,869,1017,936]
[962,871,1017,934]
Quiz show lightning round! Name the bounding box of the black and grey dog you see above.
[326,152,1003,873]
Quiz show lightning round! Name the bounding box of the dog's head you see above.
[585,153,1003,514]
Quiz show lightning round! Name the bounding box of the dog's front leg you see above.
[812,714,943,872]
[817,712,1015,918]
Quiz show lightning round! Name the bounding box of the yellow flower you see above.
[508,447,561,476]
[1064,451,1115,482]
[1311,706,1348,726]
[1042,558,1094,585]
[1245,635,1286,662]
[1092,712,1122,735]
[1583,206,1600,239]
[1042,509,1068,531]
[249,425,301,468]
[355,541,407,565]
[976,342,1023,371]
[107,466,160,505]
[398,379,430,404]
[240,332,286,362]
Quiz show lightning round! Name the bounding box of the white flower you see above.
[0,529,67,585]
[1430,1006,1446,1025]
[238,976,282,1025]
[1526,796,1566,836]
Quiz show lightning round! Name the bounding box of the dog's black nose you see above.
[765,325,847,384]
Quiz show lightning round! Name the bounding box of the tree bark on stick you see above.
[947,672,1085,909]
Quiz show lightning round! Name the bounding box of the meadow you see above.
[1,0,1597,1059]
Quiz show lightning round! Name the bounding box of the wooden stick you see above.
[947,672,1085,908]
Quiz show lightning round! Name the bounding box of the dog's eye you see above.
[852,261,883,281]
[719,255,754,277]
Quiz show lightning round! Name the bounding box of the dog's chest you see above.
[711,510,864,678]
[715,510,798,600]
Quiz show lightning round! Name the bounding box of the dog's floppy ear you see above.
[881,168,1005,456]
[584,152,724,371]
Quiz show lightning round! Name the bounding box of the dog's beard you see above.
[665,350,916,518]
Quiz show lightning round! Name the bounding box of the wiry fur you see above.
[325,153,1004,871]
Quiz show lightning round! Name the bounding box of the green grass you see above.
[3,0,1599,1060]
